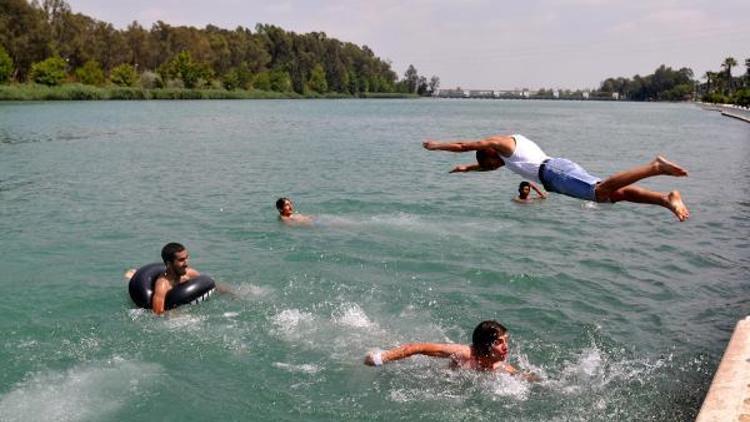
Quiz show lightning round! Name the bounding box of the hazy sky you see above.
[66,0,749,90]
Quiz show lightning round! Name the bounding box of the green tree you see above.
[110,63,138,86]
[269,69,291,92]
[74,59,105,85]
[159,51,212,88]
[307,63,327,93]
[403,64,418,93]
[29,56,67,85]
[721,57,737,93]
[0,45,13,83]
[253,71,271,90]
[427,75,440,96]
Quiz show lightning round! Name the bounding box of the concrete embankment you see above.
[697,102,750,124]
[696,316,750,421]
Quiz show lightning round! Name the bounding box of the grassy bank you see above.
[0,84,418,101]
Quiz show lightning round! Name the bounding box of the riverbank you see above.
[0,83,418,101]
[697,316,750,421]
[696,101,750,123]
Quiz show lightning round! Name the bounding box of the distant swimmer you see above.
[364,320,540,381]
[276,197,314,226]
[423,134,689,221]
[513,181,547,204]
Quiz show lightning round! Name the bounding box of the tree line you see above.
[596,58,750,107]
[0,0,440,96]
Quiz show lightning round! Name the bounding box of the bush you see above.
[29,56,67,86]
[110,64,138,87]
[0,46,13,84]
[75,60,105,86]
[253,72,271,91]
[732,88,750,108]
[139,71,162,89]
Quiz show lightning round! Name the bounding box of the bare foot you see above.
[654,156,688,177]
[667,191,689,222]
[124,269,136,280]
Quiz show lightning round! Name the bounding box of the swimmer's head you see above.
[471,320,508,359]
[276,197,294,217]
[161,242,189,276]
[518,181,531,198]
[476,148,503,170]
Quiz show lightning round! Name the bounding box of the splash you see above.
[0,357,161,422]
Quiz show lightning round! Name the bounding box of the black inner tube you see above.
[128,263,216,310]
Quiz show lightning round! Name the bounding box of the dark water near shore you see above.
[0,99,748,421]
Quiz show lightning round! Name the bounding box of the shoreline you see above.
[696,101,750,123]
[697,316,750,421]
[0,84,418,101]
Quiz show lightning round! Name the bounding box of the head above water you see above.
[476,148,503,170]
[518,181,531,197]
[276,197,293,217]
[471,320,508,358]
[161,242,186,265]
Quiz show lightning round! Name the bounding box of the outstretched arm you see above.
[364,343,469,366]
[423,135,515,155]
[449,164,484,173]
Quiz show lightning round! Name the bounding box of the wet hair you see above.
[475,148,502,170]
[161,242,186,265]
[471,320,508,358]
[518,181,531,195]
[276,197,290,211]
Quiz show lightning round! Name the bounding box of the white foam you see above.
[233,283,272,299]
[271,309,315,334]
[272,362,322,374]
[484,372,532,401]
[0,357,161,422]
[332,303,376,329]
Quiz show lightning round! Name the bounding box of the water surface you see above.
[0,99,748,421]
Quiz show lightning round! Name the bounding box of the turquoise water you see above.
[0,99,748,421]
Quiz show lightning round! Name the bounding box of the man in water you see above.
[423,134,689,221]
[514,181,547,203]
[364,320,539,381]
[152,242,201,315]
[276,197,313,226]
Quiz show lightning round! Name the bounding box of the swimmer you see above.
[424,134,689,221]
[364,320,540,381]
[513,181,547,203]
[276,197,313,226]
[151,242,201,315]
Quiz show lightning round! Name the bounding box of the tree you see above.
[0,46,13,83]
[159,51,212,88]
[403,64,418,93]
[74,59,105,85]
[29,56,67,85]
[110,63,138,86]
[721,57,737,93]
[427,75,440,96]
[307,63,327,93]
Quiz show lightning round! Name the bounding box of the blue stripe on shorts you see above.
[539,158,600,201]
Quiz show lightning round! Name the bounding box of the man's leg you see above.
[609,185,690,221]
[595,156,687,202]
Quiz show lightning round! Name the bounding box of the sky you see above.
[65,0,749,90]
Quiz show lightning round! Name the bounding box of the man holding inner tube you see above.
[152,242,201,315]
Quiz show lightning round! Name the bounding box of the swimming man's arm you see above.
[364,343,468,366]
[152,278,169,315]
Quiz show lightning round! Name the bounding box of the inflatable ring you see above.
[128,262,216,310]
